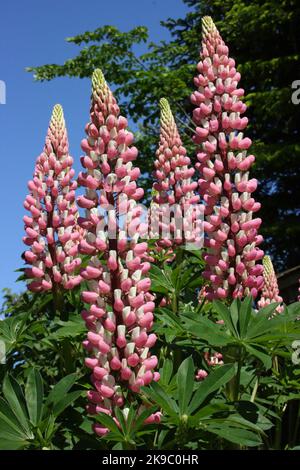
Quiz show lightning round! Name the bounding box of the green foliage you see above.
[142,358,265,448]
[0,369,85,449]
[1,252,300,449]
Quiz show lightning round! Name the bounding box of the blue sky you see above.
[0,0,189,300]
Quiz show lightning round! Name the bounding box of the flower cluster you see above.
[257,255,283,313]
[151,98,201,248]
[23,105,82,292]
[78,70,159,435]
[195,369,208,381]
[191,17,264,300]
[204,351,224,366]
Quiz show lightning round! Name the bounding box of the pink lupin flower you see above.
[257,256,283,313]
[79,69,158,432]
[23,105,82,293]
[151,98,202,248]
[191,17,264,300]
[196,369,208,381]
[204,351,224,366]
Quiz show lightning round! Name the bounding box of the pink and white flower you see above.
[191,17,264,300]
[23,105,82,292]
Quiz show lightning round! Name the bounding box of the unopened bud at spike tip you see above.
[92,68,106,93]
[258,256,283,313]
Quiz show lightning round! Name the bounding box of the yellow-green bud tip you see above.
[92,69,106,93]
[51,104,64,127]
[263,255,274,275]
[202,16,218,36]
[159,98,173,124]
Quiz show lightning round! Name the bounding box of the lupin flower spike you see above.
[78,69,159,436]
[151,98,201,248]
[191,16,264,300]
[257,256,283,313]
[23,105,82,293]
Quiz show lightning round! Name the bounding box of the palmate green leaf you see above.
[142,381,179,418]
[149,265,174,294]
[246,303,279,338]
[52,390,84,417]
[225,414,265,434]
[188,364,236,415]
[230,299,240,334]
[190,402,232,426]
[3,375,31,435]
[0,420,30,443]
[124,406,136,433]
[25,368,44,426]
[238,296,253,338]
[213,301,238,337]
[156,308,184,331]
[205,420,262,447]
[0,402,33,449]
[45,373,79,407]
[94,412,123,436]
[0,438,29,450]
[182,315,229,347]
[0,312,29,353]
[114,407,126,435]
[0,398,33,441]
[48,322,85,339]
[160,358,173,386]
[173,266,196,292]
[234,400,260,424]
[245,344,272,369]
[177,356,194,414]
[43,414,57,442]
[134,406,157,433]
[286,302,300,316]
